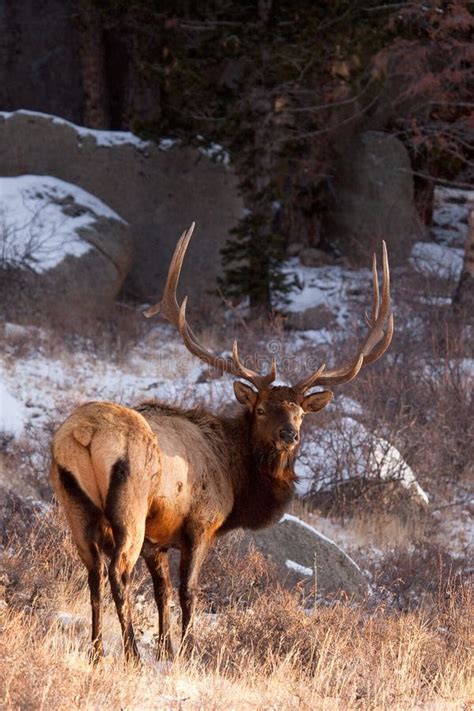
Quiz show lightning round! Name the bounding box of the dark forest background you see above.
[1,0,473,309]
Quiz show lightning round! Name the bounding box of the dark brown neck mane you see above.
[218,411,297,533]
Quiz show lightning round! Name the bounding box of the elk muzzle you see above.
[279,425,299,445]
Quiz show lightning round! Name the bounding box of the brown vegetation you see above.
[0,503,472,710]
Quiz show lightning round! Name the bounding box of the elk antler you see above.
[144,223,276,390]
[294,241,393,394]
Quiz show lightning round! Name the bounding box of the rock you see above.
[296,416,429,519]
[242,513,368,599]
[0,110,244,303]
[431,186,474,249]
[325,131,424,263]
[286,304,336,331]
[0,175,132,322]
[299,247,331,267]
[287,242,303,257]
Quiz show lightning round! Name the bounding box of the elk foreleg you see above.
[178,534,211,643]
[142,545,173,658]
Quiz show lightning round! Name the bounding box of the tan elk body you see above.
[51,223,393,662]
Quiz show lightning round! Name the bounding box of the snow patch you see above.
[197,139,230,166]
[335,396,363,417]
[158,137,179,151]
[0,378,26,438]
[285,559,313,577]
[0,175,124,272]
[410,242,464,280]
[421,358,474,383]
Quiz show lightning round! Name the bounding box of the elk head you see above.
[144,223,393,454]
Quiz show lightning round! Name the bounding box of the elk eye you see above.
[256,407,266,416]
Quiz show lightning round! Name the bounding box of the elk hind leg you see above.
[55,465,106,662]
[88,543,107,662]
[105,458,147,662]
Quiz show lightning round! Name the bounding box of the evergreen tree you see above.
[218,212,294,310]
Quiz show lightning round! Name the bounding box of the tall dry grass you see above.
[0,506,472,710]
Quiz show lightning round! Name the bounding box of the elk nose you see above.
[280,426,298,444]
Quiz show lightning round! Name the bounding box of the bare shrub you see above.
[0,496,84,612]
[374,541,470,612]
[353,313,473,494]
[0,213,52,272]
[200,534,279,612]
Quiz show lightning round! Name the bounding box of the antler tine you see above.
[364,313,394,365]
[231,340,277,389]
[251,356,277,390]
[146,223,277,390]
[294,241,393,394]
[144,223,196,321]
[365,252,379,327]
[293,363,327,394]
[232,341,259,380]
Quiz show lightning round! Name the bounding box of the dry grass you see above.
[0,505,472,710]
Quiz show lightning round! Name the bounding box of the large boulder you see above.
[0,175,132,321]
[243,514,369,600]
[325,131,423,263]
[0,110,244,304]
[296,415,429,518]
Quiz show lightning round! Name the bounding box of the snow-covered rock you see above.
[0,175,125,272]
[296,416,428,507]
[280,258,374,328]
[0,110,244,302]
[408,186,472,283]
[0,110,151,151]
[0,175,132,320]
[432,186,474,248]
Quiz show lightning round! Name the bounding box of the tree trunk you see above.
[78,1,110,129]
[453,207,474,316]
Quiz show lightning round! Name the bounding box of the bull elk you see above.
[51,223,393,662]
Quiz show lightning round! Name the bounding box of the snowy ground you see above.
[282,185,472,316]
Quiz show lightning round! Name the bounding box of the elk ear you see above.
[302,390,333,413]
[233,381,258,409]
